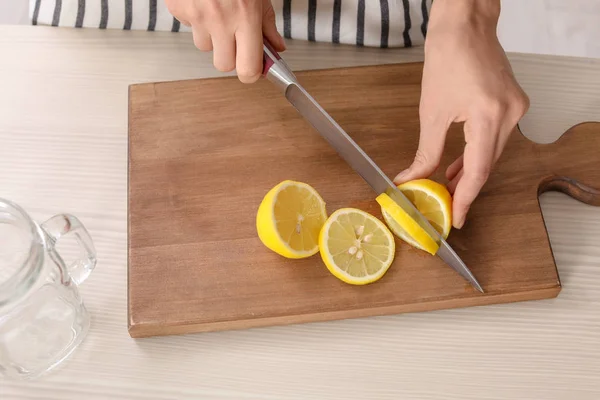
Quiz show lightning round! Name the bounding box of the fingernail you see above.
[393,170,408,184]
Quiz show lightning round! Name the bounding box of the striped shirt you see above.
[30,0,431,48]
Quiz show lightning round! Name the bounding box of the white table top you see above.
[1,26,600,400]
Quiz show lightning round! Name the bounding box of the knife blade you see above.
[262,42,484,293]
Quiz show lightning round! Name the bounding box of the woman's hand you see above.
[165,0,285,83]
[394,0,529,229]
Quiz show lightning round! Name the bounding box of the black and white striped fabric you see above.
[30,0,431,48]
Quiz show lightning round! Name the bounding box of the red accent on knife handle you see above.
[262,38,281,77]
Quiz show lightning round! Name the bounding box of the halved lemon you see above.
[256,180,327,258]
[318,208,395,285]
[378,179,452,254]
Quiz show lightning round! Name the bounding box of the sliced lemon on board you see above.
[318,208,395,285]
[256,180,328,259]
[377,179,452,255]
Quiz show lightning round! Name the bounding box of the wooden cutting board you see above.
[127,63,600,338]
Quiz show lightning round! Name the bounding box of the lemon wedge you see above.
[318,208,395,285]
[256,180,327,258]
[377,179,452,254]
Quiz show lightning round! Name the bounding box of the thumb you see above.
[394,116,450,184]
[262,1,286,51]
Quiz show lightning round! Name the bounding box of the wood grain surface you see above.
[2,27,600,400]
[127,62,599,338]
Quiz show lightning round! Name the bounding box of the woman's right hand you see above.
[165,0,286,83]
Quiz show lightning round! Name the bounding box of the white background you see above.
[1,0,600,58]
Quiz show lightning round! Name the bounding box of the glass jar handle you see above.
[41,214,97,285]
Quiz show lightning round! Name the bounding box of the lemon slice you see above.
[256,180,327,258]
[378,179,452,255]
[318,208,395,285]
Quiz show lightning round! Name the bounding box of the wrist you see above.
[428,0,500,33]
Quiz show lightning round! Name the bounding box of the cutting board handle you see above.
[538,176,600,206]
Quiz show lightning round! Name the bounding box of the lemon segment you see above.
[378,179,452,254]
[318,208,395,285]
[256,180,327,258]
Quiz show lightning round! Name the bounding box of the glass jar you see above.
[0,198,96,379]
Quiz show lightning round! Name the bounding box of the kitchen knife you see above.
[262,41,484,293]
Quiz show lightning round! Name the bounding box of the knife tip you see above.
[473,282,485,293]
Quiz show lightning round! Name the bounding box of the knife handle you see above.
[262,37,297,91]
[262,38,281,77]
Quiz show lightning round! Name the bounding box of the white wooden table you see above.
[1,26,599,400]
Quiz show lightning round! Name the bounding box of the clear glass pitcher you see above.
[0,198,96,379]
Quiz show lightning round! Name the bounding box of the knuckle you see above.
[451,192,472,217]
[467,168,491,187]
[236,0,262,22]
[187,10,202,22]
[238,72,260,84]
[413,148,430,167]
[204,1,225,21]
[237,64,262,81]
[410,148,439,176]
[214,59,235,73]
[480,97,507,120]
[454,200,470,215]
[511,91,530,118]
[192,35,211,51]
[186,3,206,22]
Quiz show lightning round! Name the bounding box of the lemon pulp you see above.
[319,208,395,285]
[379,179,452,254]
[256,180,327,258]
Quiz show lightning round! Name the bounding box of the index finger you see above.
[234,19,263,84]
[393,113,450,184]
[452,119,497,228]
